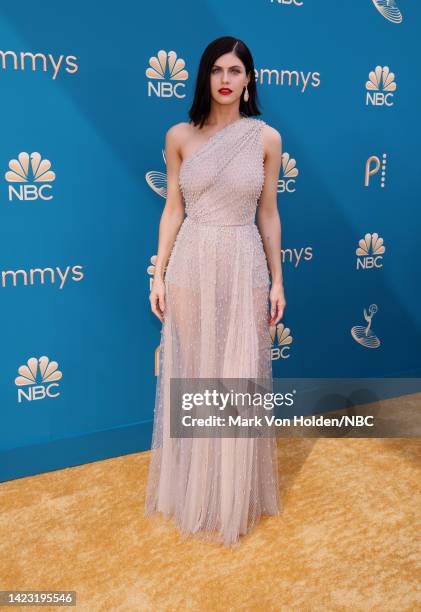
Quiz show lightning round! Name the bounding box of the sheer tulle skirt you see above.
[144,218,281,547]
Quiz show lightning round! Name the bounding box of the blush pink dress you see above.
[144,115,281,546]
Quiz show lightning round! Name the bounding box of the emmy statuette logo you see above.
[145,148,168,200]
[371,0,403,23]
[351,305,381,349]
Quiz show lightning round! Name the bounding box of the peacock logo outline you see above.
[278,152,299,194]
[145,50,188,82]
[5,152,56,183]
[356,232,386,270]
[270,322,293,360]
[15,356,63,386]
[366,66,396,93]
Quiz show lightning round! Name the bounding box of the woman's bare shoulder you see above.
[261,121,282,144]
[165,122,193,159]
[261,122,282,159]
[166,121,192,142]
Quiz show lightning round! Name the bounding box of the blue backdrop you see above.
[1,0,419,481]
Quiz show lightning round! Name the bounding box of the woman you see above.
[145,36,286,547]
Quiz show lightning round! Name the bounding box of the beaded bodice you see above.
[178,116,266,226]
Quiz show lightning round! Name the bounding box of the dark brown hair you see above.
[187,36,262,128]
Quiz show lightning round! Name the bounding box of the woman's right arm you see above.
[149,124,186,323]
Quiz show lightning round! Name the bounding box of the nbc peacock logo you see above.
[371,0,403,24]
[270,323,293,360]
[365,66,397,106]
[356,233,386,270]
[15,356,63,402]
[276,0,304,6]
[145,49,188,99]
[278,152,299,194]
[5,151,56,201]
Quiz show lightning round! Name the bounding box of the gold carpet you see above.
[1,436,420,611]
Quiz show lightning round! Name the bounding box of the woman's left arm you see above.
[256,125,286,326]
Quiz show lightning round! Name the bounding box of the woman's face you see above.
[209,52,250,106]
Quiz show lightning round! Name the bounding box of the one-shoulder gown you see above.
[144,115,281,546]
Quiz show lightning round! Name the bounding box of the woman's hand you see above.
[268,283,286,326]
[150,277,166,323]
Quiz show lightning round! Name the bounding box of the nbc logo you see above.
[146,50,188,99]
[270,323,293,360]
[351,304,381,348]
[15,356,63,402]
[275,0,304,5]
[365,66,396,106]
[371,0,403,24]
[278,152,299,194]
[5,152,56,201]
[364,153,387,188]
[356,233,386,270]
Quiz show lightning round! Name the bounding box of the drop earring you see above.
[243,85,249,102]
